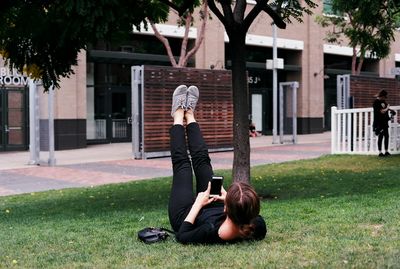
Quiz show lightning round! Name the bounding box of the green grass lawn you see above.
[1,155,399,268]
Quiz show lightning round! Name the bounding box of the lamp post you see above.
[272,23,278,144]
[266,23,283,143]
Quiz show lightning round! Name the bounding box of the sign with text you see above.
[390,67,400,75]
[0,67,29,86]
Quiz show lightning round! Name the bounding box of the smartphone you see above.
[210,175,224,196]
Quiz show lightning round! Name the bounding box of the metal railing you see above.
[112,119,128,138]
[95,119,106,139]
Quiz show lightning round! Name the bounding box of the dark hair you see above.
[225,182,261,238]
[376,90,388,97]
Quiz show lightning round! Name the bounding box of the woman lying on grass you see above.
[168,85,266,244]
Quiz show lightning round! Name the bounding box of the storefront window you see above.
[86,62,106,140]
[0,92,3,147]
[86,62,132,141]
[323,0,343,16]
[0,88,26,150]
[108,64,131,86]
[323,0,334,14]
[86,34,195,142]
[86,86,108,140]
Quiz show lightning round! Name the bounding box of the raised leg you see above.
[186,112,213,194]
[168,111,194,232]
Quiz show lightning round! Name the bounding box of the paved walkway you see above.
[0,133,331,196]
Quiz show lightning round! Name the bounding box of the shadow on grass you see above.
[1,155,399,223]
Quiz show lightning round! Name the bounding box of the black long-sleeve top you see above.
[175,202,267,244]
[373,99,390,128]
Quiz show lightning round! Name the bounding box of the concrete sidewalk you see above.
[0,132,331,196]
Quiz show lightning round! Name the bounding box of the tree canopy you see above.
[317,0,400,74]
[0,0,170,89]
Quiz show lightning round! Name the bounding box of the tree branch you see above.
[243,3,262,32]
[149,21,178,67]
[356,51,365,75]
[233,0,246,23]
[255,0,286,29]
[351,47,357,75]
[219,0,235,26]
[207,0,227,26]
[183,0,208,66]
[178,13,192,66]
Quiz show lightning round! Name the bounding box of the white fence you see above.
[331,105,400,154]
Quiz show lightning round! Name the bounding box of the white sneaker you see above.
[186,85,199,112]
[171,85,188,117]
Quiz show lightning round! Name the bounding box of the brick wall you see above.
[350,76,400,108]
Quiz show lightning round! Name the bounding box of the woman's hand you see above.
[184,182,216,224]
[194,182,216,208]
[213,186,227,202]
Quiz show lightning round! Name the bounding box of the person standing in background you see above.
[373,90,392,157]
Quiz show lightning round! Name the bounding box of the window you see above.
[323,0,334,15]
[323,0,343,16]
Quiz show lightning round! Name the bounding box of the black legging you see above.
[377,127,389,152]
[168,122,213,232]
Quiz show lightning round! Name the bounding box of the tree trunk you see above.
[351,47,357,75]
[228,32,251,183]
[178,13,192,66]
[150,21,178,67]
[356,52,364,75]
[182,0,208,66]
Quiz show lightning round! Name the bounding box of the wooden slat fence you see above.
[133,65,233,159]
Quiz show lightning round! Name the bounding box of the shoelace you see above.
[186,100,195,110]
[179,96,186,108]
[184,91,190,109]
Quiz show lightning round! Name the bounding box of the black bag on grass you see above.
[137,227,174,244]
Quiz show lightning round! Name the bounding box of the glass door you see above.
[0,90,3,151]
[251,94,263,133]
[0,88,27,151]
[110,87,131,142]
[250,88,272,135]
[87,62,132,144]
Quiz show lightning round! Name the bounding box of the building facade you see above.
[1,0,400,151]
